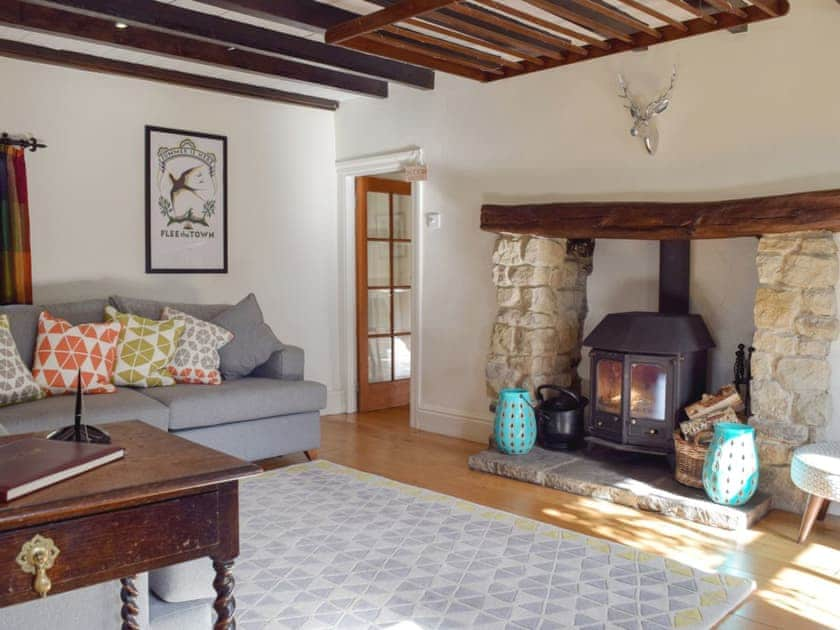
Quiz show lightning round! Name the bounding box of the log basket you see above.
[673,430,713,488]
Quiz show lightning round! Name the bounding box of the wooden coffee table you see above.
[0,420,261,629]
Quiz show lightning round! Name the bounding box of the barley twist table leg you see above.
[120,575,140,630]
[213,558,236,629]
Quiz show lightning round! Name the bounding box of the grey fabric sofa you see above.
[0,296,327,629]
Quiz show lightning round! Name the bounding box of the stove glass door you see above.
[595,359,623,416]
[629,362,668,421]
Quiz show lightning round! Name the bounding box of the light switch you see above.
[425,212,441,230]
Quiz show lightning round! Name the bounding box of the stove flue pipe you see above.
[659,240,690,315]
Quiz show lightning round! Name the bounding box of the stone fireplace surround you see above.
[486,231,839,513]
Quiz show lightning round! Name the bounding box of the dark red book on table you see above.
[0,437,125,502]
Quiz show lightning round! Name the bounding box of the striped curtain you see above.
[0,146,33,305]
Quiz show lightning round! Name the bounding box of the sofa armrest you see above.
[252,344,305,381]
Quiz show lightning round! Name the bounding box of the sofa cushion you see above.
[32,311,121,395]
[106,306,185,388]
[0,386,170,434]
[42,299,109,325]
[162,307,233,385]
[0,304,41,368]
[0,314,44,407]
[211,294,283,380]
[140,377,327,431]
[110,295,229,322]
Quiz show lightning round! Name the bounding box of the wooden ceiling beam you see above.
[560,0,662,39]
[365,30,505,74]
[488,1,788,81]
[703,0,748,19]
[340,36,488,81]
[404,18,546,65]
[30,0,435,89]
[611,0,688,32]
[747,0,781,17]
[421,10,567,60]
[0,1,388,97]
[383,24,523,70]
[660,0,716,25]
[325,0,457,45]
[448,2,585,57]
[0,37,339,110]
[519,0,635,44]
[470,0,610,50]
[192,0,355,32]
[481,188,840,240]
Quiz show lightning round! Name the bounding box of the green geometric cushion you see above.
[105,306,185,388]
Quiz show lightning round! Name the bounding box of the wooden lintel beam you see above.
[326,0,457,44]
[0,1,388,97]
[32,0,435,89]
[0,38,339,110]
[480,188,840,240]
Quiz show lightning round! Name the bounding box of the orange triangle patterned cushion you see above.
[31,310,122,395]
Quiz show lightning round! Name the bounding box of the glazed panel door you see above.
[355,176,412,412]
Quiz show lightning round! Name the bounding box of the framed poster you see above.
[145,126,228,273]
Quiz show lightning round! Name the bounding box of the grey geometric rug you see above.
[234,461,754,630]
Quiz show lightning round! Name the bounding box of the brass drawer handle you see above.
[16,535,60,598]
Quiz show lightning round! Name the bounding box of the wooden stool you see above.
[791,442,840,543]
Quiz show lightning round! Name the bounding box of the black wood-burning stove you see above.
[583,242,715,459]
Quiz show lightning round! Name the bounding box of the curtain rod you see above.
[0,133,47,152]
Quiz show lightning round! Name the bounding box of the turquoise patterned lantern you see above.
[494,388,537,455]
[702,422,759,506]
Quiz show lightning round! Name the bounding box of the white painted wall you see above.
[335,0,840,442]
[0,58,343,412]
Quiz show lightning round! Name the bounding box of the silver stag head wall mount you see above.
[617,67,677,156]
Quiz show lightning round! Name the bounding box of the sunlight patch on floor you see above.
[754,566,840,629]
[541,500,766,574]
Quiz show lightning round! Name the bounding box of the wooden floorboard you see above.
[259,406,840,630]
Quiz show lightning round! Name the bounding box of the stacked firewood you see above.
[679,384,745,440]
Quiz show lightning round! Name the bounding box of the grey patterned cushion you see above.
[162,307,233,385]
[0,314,44,407]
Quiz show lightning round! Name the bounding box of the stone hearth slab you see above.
[468,445,772,530]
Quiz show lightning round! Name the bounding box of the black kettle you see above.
[532,385,588,451]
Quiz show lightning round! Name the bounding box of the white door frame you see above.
[336,147,424,427]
